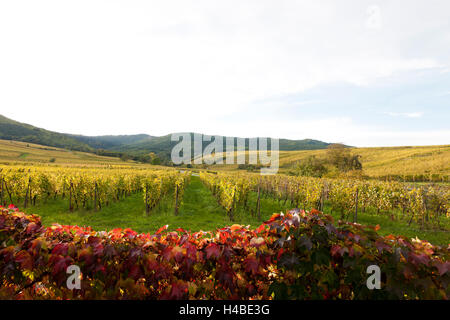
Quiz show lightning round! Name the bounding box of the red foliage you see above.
[0,206,448,300]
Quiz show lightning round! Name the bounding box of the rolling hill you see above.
[0,114,331,163]
[0,139,132,166]
[204,146,450,181]
[0,114,94,152]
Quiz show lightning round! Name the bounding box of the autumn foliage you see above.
[0,205,448,300]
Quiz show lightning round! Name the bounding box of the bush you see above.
[290,156,328,177]
[326,144,362,172]
[0,206,448,300]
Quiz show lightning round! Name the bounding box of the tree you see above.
[326,143,362,172]
[120,153,131,161]
[151,156,161,165]
[292,156,327,177]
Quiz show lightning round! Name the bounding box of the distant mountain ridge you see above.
[0,114,331,163]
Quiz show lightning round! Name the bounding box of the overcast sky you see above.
[0,0,449,147]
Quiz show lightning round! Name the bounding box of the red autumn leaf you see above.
[409,252,430,266]
[95,263,106,274]
[26,222,41,235]
[129,264,141,280]
[183,242,197,260]
[87,236,102,246]
[433,261,450,276]
[171,246,185,262]
[162,246,173,261]
[277,248,285,260]
[103,244,117,258]
[156,225,168,235]
[123,228,138,238]
[51,243,68,256]
[205,243,221,259]
[244,256,259,275]
[49,255,72,276]
[331,244,341,257]
[168,281,188,300]
[15,250,33,270]
[230,224,242,232]
[91,243,104,256]
[217,230,230,243]
[29,237,47,256]
[78,247,94,266]
[403,265,415,279]
[375,240,391,253]
[267,213,281,223]
[255,224,266,233]
[216,266,235,289]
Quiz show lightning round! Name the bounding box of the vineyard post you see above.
[174,184,179,216]
[229,186,236,221]
[421,189,427,229]
[94,182,98,211]
[320,186,325,212]
[145,183,149,216]
[354,188,359,223]
[23,177,31,208]
[256,184,261,220]
[4,180,13,204]
[283,182,288,205]
[0,177,3,206]
[69,181,73,212]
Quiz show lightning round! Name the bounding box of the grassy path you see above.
[21,175,268,233]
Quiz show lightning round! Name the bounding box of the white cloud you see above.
[216,116,449,147]
[0,0,449,146]
[384,112,424,118]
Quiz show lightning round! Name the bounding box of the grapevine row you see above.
[0,166,190,215]
[199,171,449,227]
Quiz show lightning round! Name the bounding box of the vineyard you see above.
[1,0,449,305]
[200,171,450,230]
[0,166,189,216]
[0,164,449,300]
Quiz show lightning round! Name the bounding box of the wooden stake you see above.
[4,180,13,204]
[145,184,149,216]
[24,177,31,208]
[69,182,73,212]
[94,182,98,211]
[0,178,3,206]
[174,184,179,216]
[256,184,261,220]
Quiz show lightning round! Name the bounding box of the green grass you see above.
[21,176,271,234]
[20,176,450,246]
[323,206,450,247]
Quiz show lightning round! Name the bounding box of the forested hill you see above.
[0,114,331,162]
[0,114,94,152]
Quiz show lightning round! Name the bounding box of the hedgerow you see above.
[0,205,448,300]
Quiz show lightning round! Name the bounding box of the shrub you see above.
[0,206,448,300]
